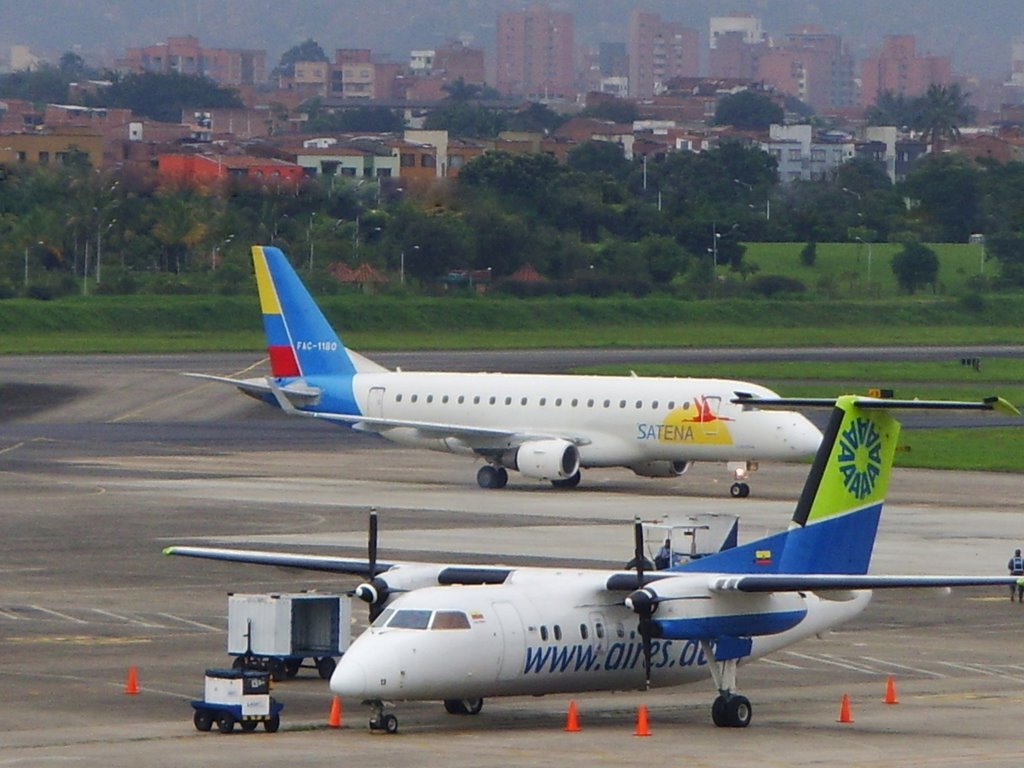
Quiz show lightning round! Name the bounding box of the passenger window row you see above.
[393,393,688,412]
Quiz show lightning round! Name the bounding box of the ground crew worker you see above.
[655,539,672,570]
[1008,549,1024,601]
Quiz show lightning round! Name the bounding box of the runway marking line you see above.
[91,609,168,629]
[29,605,88,624]
[857,655,948,678]
[155,612,223,632]
[109,357,266,422]
[5,635,152,646]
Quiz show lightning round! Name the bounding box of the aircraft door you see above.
[366,386,386,418]
[492,601,525,681]
[701,395,722,436]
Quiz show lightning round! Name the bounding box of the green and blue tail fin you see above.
[680,395,1016,576]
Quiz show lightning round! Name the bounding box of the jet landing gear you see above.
[476,465,509,489]
[728,461,755,499]
[367,700,399,734]
[443,698,483,715]
[729,482,750,498]
[700,640,752,728]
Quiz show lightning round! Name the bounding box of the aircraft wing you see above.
[163,545,390,575]
[710,574,1019,592]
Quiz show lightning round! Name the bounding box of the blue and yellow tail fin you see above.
[252,245,359,380]
[680,395,1016,577]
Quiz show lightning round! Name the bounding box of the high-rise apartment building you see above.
[496,6,575,99]
[628,10,699,98]
[760,27,856,111]
[119,35,265,86]
[860,35,951,106]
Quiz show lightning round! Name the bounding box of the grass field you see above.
[740,242,990,298]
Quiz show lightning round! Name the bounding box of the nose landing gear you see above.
[367,700,399,734]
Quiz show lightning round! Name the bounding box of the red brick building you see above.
[861,35,951,107]
[496,6,576,99]
[628,10,700,98]
[118,35,266,86]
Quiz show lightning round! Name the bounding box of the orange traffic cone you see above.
[883,676,899,705]
[564,699,580,732]
[124,665,140,695]
[328,695,342,727]
[634,704,652,737]
[836,693,853,723]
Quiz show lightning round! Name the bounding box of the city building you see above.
[157,153,304,187]
[760,124,854,183]
[765,27,856,110]
[709,15,766,49]
[330,49,375,100]
[860,35,951,106]
[118,36,266,86]
[0,126,104,167]
[496,6,576,100]
[628,10,700,98]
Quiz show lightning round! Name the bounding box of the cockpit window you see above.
[387,609,432,629]
[372,609,395,628]
[430,611,471,630]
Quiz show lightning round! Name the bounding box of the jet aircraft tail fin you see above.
[251,245,385,379]
[679,395,1017,577]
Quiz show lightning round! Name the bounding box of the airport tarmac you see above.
[2,353,1024,767]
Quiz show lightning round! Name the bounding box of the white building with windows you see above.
[760,124,854,183]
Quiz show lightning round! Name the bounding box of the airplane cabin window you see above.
[652,400,659,409]
[668,401,675,409]
[540,626,548,641]
[554,625,562,641]
[372,608,395,628]
[411,395,418,403]
[395,394,403,402]
[473,396,480,404]
[555,398,562,406]
[442,395,449,403]
[458,395,465,404]
[619,400,626,408]
[635,400,642,408]
[539,398,546,406]
[595,622,605,639]
[615,622,625,638]
[571,399,578,407]
[430,611,471,630]
[603,400,610,408]
[579,624,589,640]
[587,399,594,407]
[387,609,432,629]
[489,396,496,405]
[426,395,434,403]
[683,401,690,409]
[505,397,512,405]
[521,397,528,406]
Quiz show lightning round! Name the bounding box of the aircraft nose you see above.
[330,655,367,699]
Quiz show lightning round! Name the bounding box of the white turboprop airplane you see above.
[188,245,821,496]
[166,393,1019,733]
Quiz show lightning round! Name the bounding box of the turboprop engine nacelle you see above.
[629,460,690,478]
[505,439,580,480]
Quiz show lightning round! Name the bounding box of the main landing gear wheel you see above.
[730,482,750,498]
[476,465,508,489]
[443,698,484,715]
[551,470,581,489]
[711,694,752,727]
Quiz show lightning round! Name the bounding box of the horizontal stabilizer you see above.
[184,372,322,405]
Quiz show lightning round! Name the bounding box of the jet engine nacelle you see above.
[629,460,690,478]
[506,439,580,480]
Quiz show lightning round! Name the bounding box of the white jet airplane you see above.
[188,245,821,496]
[166,393,1019,733]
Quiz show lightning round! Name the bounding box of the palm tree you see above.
[915,83,975,150]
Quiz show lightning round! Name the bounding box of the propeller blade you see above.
[368,507,378,577]
[633,517,645,584]
[639,619,653,689]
